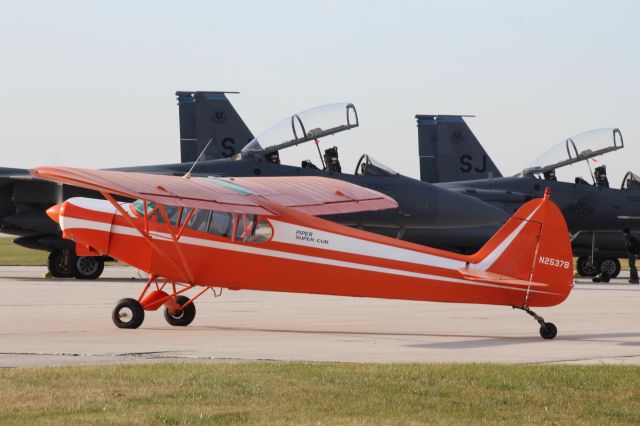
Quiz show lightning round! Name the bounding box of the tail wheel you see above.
[539,322,558,340]
[47,249,77,278]
[164,295,196,327]
[599,258,621,278]
[74,256,105,280]
[576,256,598,277]
[112,298,145,329]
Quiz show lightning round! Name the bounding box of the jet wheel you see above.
[576,256,598,277]
[74,256,105,280]
[164,295,196,327]
[112,298,145,329]
[539,322,557,340]
[599,258,621,278]
[47,249,77,278]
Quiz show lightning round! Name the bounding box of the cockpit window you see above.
[235,214,273,242]
[208,211,234,238]
[132,200,182,225]
[132,199,155,216]
[355,154,399,176]
[188,209,211,232]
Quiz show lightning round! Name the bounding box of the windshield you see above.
[355,154,399,176]
[622,171,640,190]
[522,128,623,176]
[237,103,358,159]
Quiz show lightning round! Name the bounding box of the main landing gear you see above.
[47,249,105,279]
[513,306,558,340]
[111,275,219,329]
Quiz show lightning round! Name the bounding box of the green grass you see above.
[0,237,47,266]
[1,363,639,425]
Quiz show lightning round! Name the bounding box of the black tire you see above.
[576,256,598,277]
[112,298,145,329]
[164,295,196,327]
[539,322,558,340]
[74,256,105,280]
[47,249,76,278]
[599,258,621,278]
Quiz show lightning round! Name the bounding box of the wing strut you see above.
[157,204,195,284]
[100,192,195,284]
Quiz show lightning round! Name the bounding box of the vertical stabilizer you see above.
[416,115,502,183]
[465,192,573,307]
[177,91,254,162]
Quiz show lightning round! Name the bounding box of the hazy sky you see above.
[1,1,638,185]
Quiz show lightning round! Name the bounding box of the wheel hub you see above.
[77,257,99,275]
[118,308,133,321]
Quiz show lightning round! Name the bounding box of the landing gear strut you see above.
[513,306,558,340]
[47,249,76,278]
[110,275,221,329]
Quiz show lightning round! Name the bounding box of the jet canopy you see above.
[522,128,623,178]
[621,171,640,190]
[238,103,359,160]
[354,154,399,176]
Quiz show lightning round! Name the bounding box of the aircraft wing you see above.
[30,167,398,216]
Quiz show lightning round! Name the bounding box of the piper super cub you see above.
[32,166,574,339]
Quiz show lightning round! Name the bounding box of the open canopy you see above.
[30,167,397,216]
[239,103,359,158]
[522,128,623,177]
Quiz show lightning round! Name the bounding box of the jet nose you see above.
[46,203,63,224]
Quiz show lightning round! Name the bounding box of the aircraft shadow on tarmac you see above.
[409,331,640,349]
[149,324,590,345]
[11,276,145,283]
[136,325,640,349]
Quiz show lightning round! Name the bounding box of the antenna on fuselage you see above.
[184,138,214,179]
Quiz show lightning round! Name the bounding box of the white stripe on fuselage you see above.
[270,220,465,270]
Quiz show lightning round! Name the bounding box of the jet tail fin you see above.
[416,115,502,183]
[465,190,573,307]
[177,91,254,162]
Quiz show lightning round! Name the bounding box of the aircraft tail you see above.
[177,91,254,162]
[464,190,573,307]
[416,115,502,183]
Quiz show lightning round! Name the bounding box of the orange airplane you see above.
[31,166,574,339]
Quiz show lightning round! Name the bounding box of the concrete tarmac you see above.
[1,266,639,368]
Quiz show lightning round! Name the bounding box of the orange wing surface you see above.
[30,167,398,215]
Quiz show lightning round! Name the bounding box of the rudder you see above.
[177,91,254,162]
[416,115,502,183]
[467,191,573,307]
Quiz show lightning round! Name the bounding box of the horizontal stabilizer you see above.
[458,267,549,288]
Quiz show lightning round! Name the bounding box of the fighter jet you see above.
[402,115,639,278]
[0,97,507,280]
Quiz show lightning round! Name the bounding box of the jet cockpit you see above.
[236,103,401,179]
[520,128,624,187]
[236,103,358,170]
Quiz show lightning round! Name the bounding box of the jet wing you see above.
[30,167,398,216]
